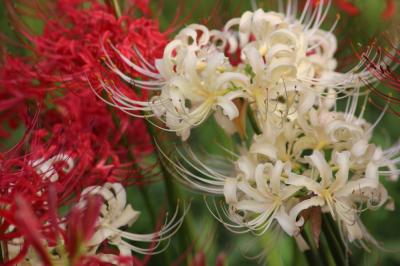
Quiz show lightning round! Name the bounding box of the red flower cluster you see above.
[2,188,140,265]
[0,0,169,264]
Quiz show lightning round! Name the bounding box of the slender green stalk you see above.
[112,0,122,17]
[326,215,346,253]
[105,103,166,262]
[301,230,324,266]
[138,187,156,226]
[161,162,196,242]
[145,120,197,263]
[318,232,336,266]
[119,127,157,227]
[161,163,197,263]
[105,0,122,18]
[321,215,347,266]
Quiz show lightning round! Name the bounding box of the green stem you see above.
[318,232,335,266]
[112,0,122,17]
[301,231,324,266]
[138,188,156,227]
[293,241,307,266]
[105,0,122,18]
[162,163,196,242]
[106,104,164,262]
[321,215,347,266]
[160,163,197,263]
[118,124,157,227]
[326,215,346,252]
[145,120,197,262]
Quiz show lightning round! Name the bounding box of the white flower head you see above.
[286,150,389,242]
[79,182,187,256]
[222,160,301,236]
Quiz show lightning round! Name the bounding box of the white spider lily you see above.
[222,1,396,113]
[296,107,370,151]
[351,140,400,182]
[287,150,383,242]
[156,143,228,195]
[221,1,379,91]
[151,49,248,140]
[101,24,249,140]
[221,8,325,122]
[157,143,313,250]
[157,143,296,231]
[241,45,308,121]
[222,160,301,236]
[96,0,397,141]
[248,104,371,167]
[249,120,306,167]
[79,183,187,256]
[91,0,400,252]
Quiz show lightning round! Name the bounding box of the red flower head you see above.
[1,186,143,265]
[0,8,166,259]
[1,0,171,155]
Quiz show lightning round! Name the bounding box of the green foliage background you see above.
[1,0,399,265]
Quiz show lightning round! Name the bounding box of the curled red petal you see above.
[14,195,52,266]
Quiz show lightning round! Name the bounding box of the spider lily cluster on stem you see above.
[100,0,400,251]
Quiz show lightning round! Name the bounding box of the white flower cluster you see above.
[140,0,399,249]
[100,0,383,141]
[164,105,398,246]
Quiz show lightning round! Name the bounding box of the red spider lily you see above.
[308,0,396,19]
[1,0,169,156]
[39,81,155,184]
[127,0,152,16]
[0,101,152,250]
[0,119,162,264]
[0,160,57,248]
[357,40,400,115]
[0,5,164,242]
[3,0,168,85]
[0,56,48,139]
[0,138,117,249]
[1,187,143,265]
[0,107,150,210]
